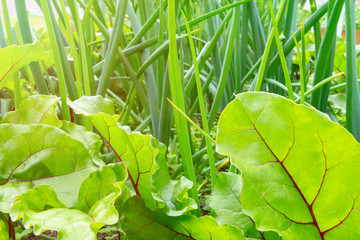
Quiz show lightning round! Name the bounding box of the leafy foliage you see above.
[0,0,360,238]
[123,196,244,240]
[0,42,50,90]
[217,92,360,239]
[1,95,61,127]
[70,97,197,216]
[210,172,280,239]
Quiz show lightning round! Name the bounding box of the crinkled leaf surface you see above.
[11,164,127,240]
[68,95,115,116]
[1,95,61,127]
[210,172,280,239]
[150,138,197,216]
[0,43,50,89]
[216,92,360,239]
[72,106,196,216]
[10,185,97,240]
[123,196,245,240]
[0,124,96,207]
[76,163,127,213]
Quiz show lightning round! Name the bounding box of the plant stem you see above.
[168,0,200,216]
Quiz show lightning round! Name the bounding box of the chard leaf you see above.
[1,95,61,127]
[10,185,98,240]
[10,164,127,240]
[210,172,280,239]
[60,120,102,163]
[68,95,115,116]
[217,92,360,239]
[0,182,33,213]
[150,138,197,216]
[0,214,8,240]
[73,108,196,216]
[0,43,50,90]
[76,164,127,213]
[123,196,245,240]
[0,124,96,207]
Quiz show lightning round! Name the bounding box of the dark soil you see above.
[22,230,121,239]
[22,230,57,239]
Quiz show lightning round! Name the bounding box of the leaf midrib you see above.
[240,104,324,238]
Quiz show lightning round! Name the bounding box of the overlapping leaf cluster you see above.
[2,93,360,239]
[0,95,241,239]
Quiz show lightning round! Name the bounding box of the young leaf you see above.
[10,164,128,240]
[0,182,33,213]
[0,124,96,207]
[68,94,115,116]
[1,95,61,127]
[210,172,280,239]
[122,196,245,240]
[73,107,197,216]
[75,164,127,213]
[0,42,50,90]
[217,92,360,239]
[10,185,98,240]
[60,120,102,164]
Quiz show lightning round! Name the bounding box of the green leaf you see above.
[10,185,98,240]
[210,172,280,239]
[0,42,50,90]
[216,92,360,239]
[79,164,127,227]
[0,124,96,207]
[0,182,33,213]
[76,164,127,213]
[68,95,115,116]
[123,196,245,240]
[75,112,197,216]
[150,138,197,216]
[10,164,127,240]
[1,95,61,127]
[0,214,8,240]
[60,120,103,164]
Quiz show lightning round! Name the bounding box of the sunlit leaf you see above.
[217,92,360,239]
[10,164,127,240]
[1,95,61,127]
[76,112,197,216]
[123,196,245,240]
[0,43,50,90]
[0,124,96,207]
[10,185,97,240]
[60,120,103,163]
[210,172,281,239]
[68,95,115,116]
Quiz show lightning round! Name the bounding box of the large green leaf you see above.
[70,100,197,216]
[10,164,127,240]
[0,43,50,90]
[0,124,96,207]
[10,185,98,240]
[216,92,360,239]
[122,196,245,240]
[210,172,280,239]
[87,113,196,216]
[1,95,61,127]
